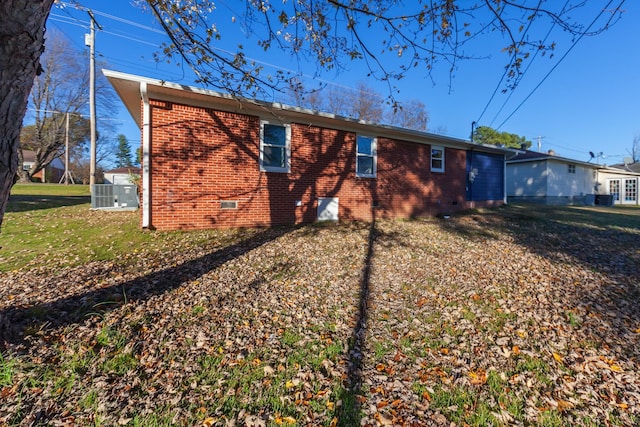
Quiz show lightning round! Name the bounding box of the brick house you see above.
[105,70,507,231]
[21,149,65,183]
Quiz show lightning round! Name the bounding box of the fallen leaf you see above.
[263,365,275,376]
[556,399,572,412]
[469,369,487,385]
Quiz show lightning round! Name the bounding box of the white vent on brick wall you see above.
[220,200,238,209]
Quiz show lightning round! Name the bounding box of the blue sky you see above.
[48,1,639,166]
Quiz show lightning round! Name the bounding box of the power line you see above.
[52,1,402,100]
[56,2,165,34]
[475,1,541,125]
[486,0,571,129]
[494,0,624,131]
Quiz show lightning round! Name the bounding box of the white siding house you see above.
[506,151,640,205]
[598,168,640,205]
[103,167,141,185]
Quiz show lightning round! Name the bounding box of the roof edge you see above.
[103,69,508,153]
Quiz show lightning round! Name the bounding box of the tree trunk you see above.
[0,0,54,229]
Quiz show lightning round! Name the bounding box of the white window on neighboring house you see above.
[568,164,576,174]
[431,146,445,172]
[356,135,376,178]
[260,121,291,173]
[23,164,31,171]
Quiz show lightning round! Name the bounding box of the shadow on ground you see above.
[0,226,291,350]
[6,195,91,212]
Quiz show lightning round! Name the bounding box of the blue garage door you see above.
[466,152,504,201]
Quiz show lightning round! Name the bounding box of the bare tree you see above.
[0,1,625,229]
[18,115,90,182]
[387,99,429,131]
[284,77,325,111]
[289,80,386,122]
[17,30,119,183]
[287,81,428,130]
[629,134,640,163]
[17,31,90,182]
[324,86,350,118]
[347,82,385,123]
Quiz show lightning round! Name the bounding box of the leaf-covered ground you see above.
[1,206,639,426]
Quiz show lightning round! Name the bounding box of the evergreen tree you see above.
[115,134,133,168]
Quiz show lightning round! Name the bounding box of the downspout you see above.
[503,154,508,205]
[140,82,151,228]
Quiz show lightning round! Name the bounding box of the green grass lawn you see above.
[1,183,224,272]
[10,183,91,197]
[2,184,640,272]
[7,183,91,213]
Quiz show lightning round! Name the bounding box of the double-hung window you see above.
[260,120,291,173]
[356,135,376,178]
[431,146,445,172]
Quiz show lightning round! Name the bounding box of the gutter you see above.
[140,82,151,228]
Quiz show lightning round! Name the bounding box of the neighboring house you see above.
[21,149,65,183]
[610,161,640,174]
[105,70,508,231]
[601,162,640,205]
[506,150,640,205]
[103,167,141,185]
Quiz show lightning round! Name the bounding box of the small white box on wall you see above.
[317,197,339,221]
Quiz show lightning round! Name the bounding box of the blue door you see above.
[466,152,504,201]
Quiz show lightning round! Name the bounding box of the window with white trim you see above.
[260,121,291,173]
[356,135,376,177]
[431,146,444,172]
[568,164,576,174]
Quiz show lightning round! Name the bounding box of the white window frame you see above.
[260,120,291,173]
[356,135,377,178]
[431,145,445,173]
[568,164,576,174]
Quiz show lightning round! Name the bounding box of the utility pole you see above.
[536,136,545,152]
[59,112,76,185]
[64,112,70,184]
[86,11,101,191]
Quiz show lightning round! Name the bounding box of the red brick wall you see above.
[144,99,500,230]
